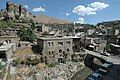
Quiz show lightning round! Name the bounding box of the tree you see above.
[17,27,37,42]
[0,21,8,29]
[0,20,15,29]
[30,19,36,30]
[6,20,14,28]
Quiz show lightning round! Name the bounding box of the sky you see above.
[0,0,120,24]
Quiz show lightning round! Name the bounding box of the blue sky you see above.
[0,0,120,24]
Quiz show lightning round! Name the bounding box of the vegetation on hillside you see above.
[30,19,36,30]
[75,23,96,29]
[17,27,37,42]
[0,20,14,29]
[97,20,120,29]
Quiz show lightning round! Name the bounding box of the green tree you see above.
[0,21,8,29]
[6,20,14,28]
[17,27,36,42]
[30,19,36,30]
[0,20,15,29]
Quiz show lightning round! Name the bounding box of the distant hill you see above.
[31,14,72,24]
[97,20,120,28]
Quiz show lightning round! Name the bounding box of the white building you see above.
[0,43,16,61]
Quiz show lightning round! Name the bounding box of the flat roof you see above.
[86,37,100,39]
[101,63,111,68]
[110,43,120,47]
[0,43,14,51]
[0,36,17,38]
[38,36,79,40]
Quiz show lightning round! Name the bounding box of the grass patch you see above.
[15,47,33,54]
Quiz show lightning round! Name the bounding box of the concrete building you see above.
[37,36,78,64]
[0,43,15,61]
[73,37,81,52]
[0,28,17,36]
[36,24,49,33]
[0,36,18,48]
[0,36,18,44]
[110,43,120,55]
[87,29,95,36]
[18,41,31,49]
[85,37,101,45]
[115,29,119,35]
[35,24,49,36]
[85,37,101,51]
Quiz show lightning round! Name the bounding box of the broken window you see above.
[66,41,71,44]
[67,49,69,52]
[48,42,50,46]
[51,42,54,46]
[49,51,51,55]
[58,42,63,46]
[52,51,54,54]
[59,49,62,53]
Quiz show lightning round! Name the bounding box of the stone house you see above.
[87,29,95,36]
[0,36,18,48]
[0,43,16,61]
[0,36,18,43]
[37,36,76,64]
[110,43,120,55]
[0,28,17,36]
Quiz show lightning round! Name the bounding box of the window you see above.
[60,54,62,57]
[59,49,62,53]
[58,42,63,46]
[52,51,54,54]
[66,41,71,44]
[48,42,54,46]
[48,42,50,46]
[75,45,77,49]
[9,40,11,43]
[51,42,54,46]
[67,49,69,52]
[5,40,8,43]
[41,57,44,63]
[49,51,51,55]
[25,44,28,46]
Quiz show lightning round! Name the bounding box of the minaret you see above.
[19,4,22,16]
[6,2,9,12]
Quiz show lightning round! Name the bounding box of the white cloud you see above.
[65,13,70,16]
[73,2,109,16]
[73,5,96,16]
[75,18,85,24]
[32,6,46,12]
[89,2,109,10]
[24,5,28,9]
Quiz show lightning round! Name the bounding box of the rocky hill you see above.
[32,14,71,24]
